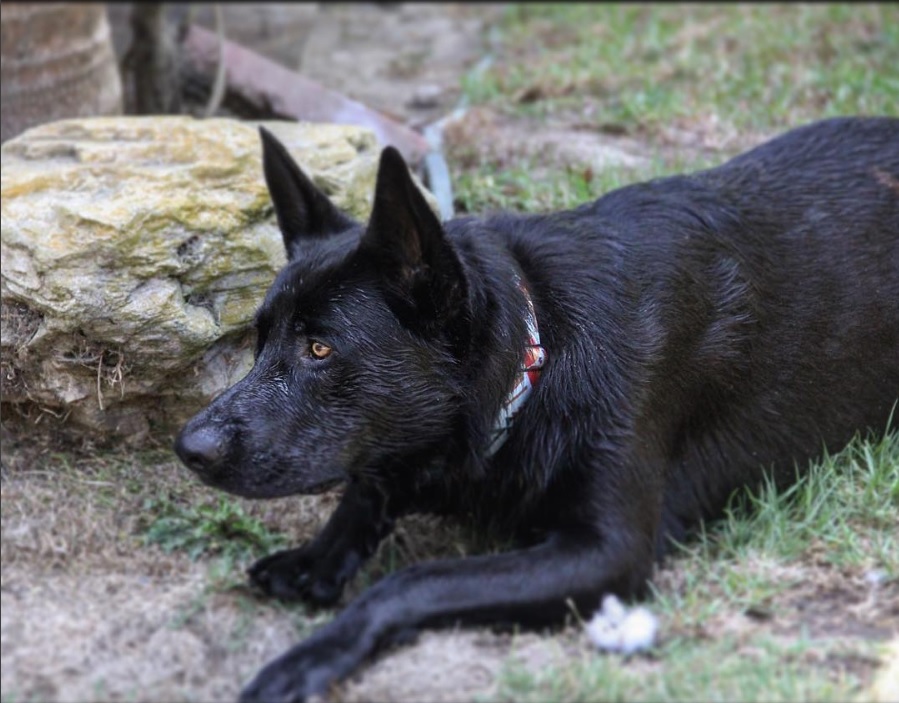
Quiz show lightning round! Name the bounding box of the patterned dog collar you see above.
[485,275,547,457]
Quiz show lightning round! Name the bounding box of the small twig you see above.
[115,353,125,398]
[96,353,105,411]
[203,4,227,118]
[33,406,72,424]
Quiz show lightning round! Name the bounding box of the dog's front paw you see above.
[239,658,324,703]
[239,625,359,703]
[239,656,326,703]
[248,546,345,605]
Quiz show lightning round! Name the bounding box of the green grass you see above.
[452,152,723,214]
[450,3,897,216]
[715,428,898,571]
[140,495,288,563]
[490,633,872,703]
[454,160,610,213]
[465,4,898,134]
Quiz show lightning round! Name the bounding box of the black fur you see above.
[174,116,899,702]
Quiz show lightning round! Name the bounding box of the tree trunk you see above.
[0,3,122,143]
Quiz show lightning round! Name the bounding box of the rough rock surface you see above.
[1,116,430,444]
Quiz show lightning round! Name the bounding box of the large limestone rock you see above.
[1,116,425,444]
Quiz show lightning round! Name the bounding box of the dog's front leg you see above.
[240,529,653,703]
[248,480,396,606]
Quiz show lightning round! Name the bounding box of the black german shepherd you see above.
[174,116,898,702]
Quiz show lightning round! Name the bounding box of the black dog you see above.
[175,116,898,702]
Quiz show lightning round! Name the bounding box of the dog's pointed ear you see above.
[362,146,450,278]
[259,126,356,259]
[361,146,468,332]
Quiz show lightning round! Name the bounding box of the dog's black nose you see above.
[174,426,224,473]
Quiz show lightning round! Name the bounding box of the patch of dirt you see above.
[339,630,568,703]
[653,554,899,690]
[296,3,503,131]
[442,105,656,173]
[656,556,899,645]
[773,564,899,642]
[0,446,562,703]
[2,562,248,703]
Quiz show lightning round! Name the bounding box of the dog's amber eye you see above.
[309,341,333,359]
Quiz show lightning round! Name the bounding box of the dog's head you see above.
[174,129,470,498]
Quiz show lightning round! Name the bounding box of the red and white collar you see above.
[485,276,546,457]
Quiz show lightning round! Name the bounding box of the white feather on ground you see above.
[584,594,659,655]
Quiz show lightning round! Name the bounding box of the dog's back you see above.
[464,117,898,534]
[629,118,896,516]
[671,117,898,508]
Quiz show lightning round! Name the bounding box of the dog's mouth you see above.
[237,474,347,500]
[189,465,346,500]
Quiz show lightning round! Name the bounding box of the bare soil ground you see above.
[2,4,897,703]
[0,436,570,703]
